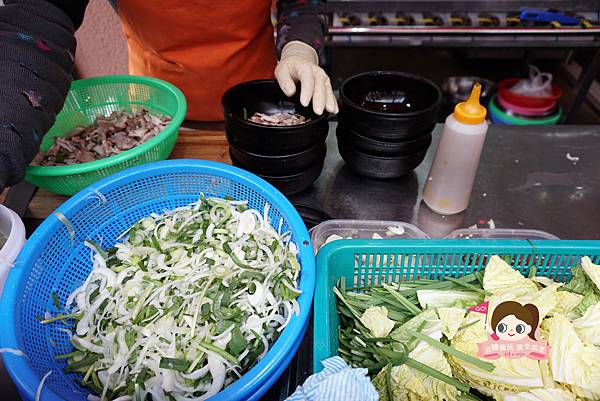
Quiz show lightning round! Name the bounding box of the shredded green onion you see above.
[159,357,190,372]
[404,328,495,372]
[51,292,61,310]
[54,212,75,245]
[42,197,301,400]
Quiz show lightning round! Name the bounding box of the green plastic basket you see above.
[313,238,600,372]
[26,75,187,195]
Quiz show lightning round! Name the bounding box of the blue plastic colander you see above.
[0,160,315,401]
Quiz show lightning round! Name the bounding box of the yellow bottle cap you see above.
[454,83,487,124]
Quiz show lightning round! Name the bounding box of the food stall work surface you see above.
[8,122,600,239]
[291,123,600,239]
[1,122,599,400]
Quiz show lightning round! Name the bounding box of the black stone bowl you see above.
[337,137,428,179]
[336,123,433,156]
[339,71,442,140]
[222,79,329,155]
[230,150,326,195]
[228,135,326,176]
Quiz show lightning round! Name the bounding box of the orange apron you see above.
[117,1,277,121]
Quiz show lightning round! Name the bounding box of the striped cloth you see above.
[286,357,379,401]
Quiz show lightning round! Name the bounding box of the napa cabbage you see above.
[483,256,537,298]
[360,306,396,338]
[373,341,459,401]
[448,313,545,399]
[571,301,600,346]
[436,307,466,340]
[416,290,482,309]
[542,315,600,399]
[504,387,576,401]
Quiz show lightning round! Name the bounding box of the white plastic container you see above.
[0,205,26,295]
[446,228,559,240]
[309,219,429,253]
[423,83,488,215]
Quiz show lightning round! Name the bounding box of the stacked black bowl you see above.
[337,71,442,179]
[222,80,329,195]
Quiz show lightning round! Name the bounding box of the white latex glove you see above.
[275,41,338,115]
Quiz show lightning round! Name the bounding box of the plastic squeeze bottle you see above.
[422,83,488,215]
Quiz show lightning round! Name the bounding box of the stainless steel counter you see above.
[291,123,600,239]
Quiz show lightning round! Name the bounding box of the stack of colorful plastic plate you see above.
[489,95,562,125]
[491,79,563,125]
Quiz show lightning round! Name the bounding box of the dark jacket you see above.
[0,0,326,192]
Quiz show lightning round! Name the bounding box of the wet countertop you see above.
[291,123,600,239]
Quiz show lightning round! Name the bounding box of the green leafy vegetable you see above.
[437,307,466,340]
[334,272,489,400]
[483,255,537,298]
[562,262,600,316]
[336,254,600,401]
[51,292,61,310]
[228,327,247,356]
[504,388,577,401]
[571,301,600,346]
[416,289,482,309]
[159,357,190,372]
[542,315,600,399]
[404,328,494,372]
[360,306,396,338]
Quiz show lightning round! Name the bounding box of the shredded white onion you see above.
[0,348,25,356]
[34,370,52,401]
[48,197,301,400]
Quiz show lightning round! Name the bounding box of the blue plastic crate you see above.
[313,238,600,371]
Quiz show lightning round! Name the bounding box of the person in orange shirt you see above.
[0,0,337,191]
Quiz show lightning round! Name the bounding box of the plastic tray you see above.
[445,228,559,240]
[309,219,429,252]
[313,238,600,372]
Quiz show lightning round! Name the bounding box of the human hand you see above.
[275,41,338,115]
